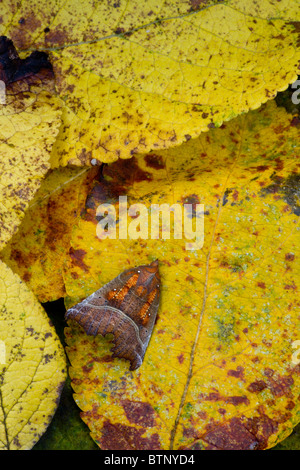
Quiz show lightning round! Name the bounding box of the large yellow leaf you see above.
[0,260,66,450]
[64,100,300,450]
[1,1,300,164]
[0,166,98,302]
[0,56,61,250]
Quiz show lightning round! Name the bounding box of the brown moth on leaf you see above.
[65,260,160,370]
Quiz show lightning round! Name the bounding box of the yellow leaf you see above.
[64,100,300,450]
[2,1,300,164]
[0,48,61,250]
[0,166,98,303]
[0,260,66,450]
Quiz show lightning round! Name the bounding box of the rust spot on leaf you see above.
[69,248,89,272]
[247,380,268,393]
[227,396,249,406]
[285,400,296,410]
[257,282,266,289]
[284,282,297,291]
[144,154,165,170]
[100,420,161,450]
[177,353,184,364]
[285,253,295,261]
[201,390,249,406]
[203,418,259,449]
[227,366,245,380]
[288,21,300,47]
[264,368,274,377]
[189,0,210,12]
[44,28,71,46]
[203,414,277,450]
[267,373,294,397]
[121,400,156,427]
[103,157,153,188]
[183,425,198,439]
[181,194,201,218]
[291,116,300,127]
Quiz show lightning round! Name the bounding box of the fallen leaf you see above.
[0,37,61,249]
[0,260,66,449]
[0,166,99,302]
[1,1,300,164]
[64,99,300,450]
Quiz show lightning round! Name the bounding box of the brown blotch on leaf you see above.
[202,390,248,406]
[227,396,250,406]
[247,380,267,393]
[100,420,161,450]
[183,426,198,439]
[181,194,201,218]
[177,353,184,364]
[275,157,284,172]
[85,179,124,213]
[203,414,277,450]
[264,368,274,377]
[122,400,156,427]
[288,21,300,47]
[104,157,153,187]
[188,0,210,12]
[44,28,70,47]
[203,418,259,450]
[267,373,294,397]
[257,282,266,289]
[227,366,245,380]
[291,116,300,127]
[69,247,89,272]
[285,253,295,261]
[77,148,92,165]
[144,153,165,170]
[23,271,32,283]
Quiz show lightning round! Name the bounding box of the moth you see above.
[65,260,160,370]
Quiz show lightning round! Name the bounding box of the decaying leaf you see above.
[0,36,52,85]
[1,1,300,164]
[0,166,98,303]
[0,260,66,450]
[0,37,61,249]
[64,100,300,450]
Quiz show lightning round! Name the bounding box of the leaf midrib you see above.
[168,121,245,450]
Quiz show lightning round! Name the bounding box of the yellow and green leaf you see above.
[63,99,300,450]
